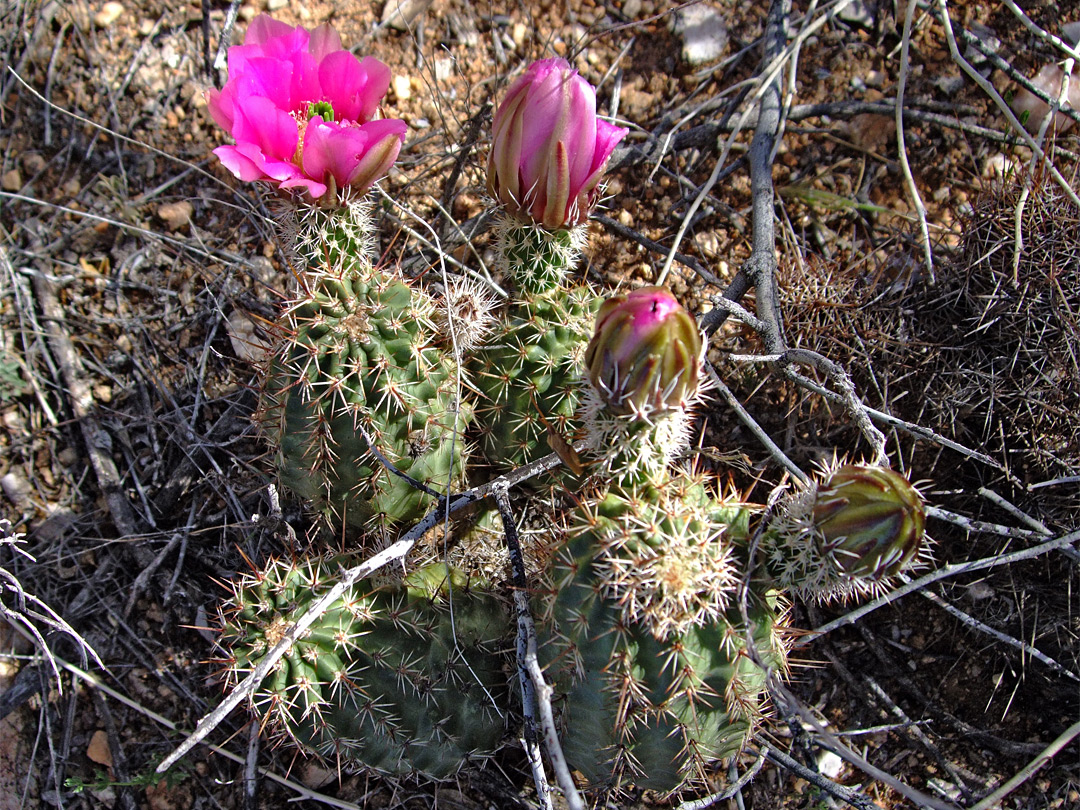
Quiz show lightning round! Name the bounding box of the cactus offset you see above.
[535,288,789,795]
[217,557,511,778]
[541,475,789,794]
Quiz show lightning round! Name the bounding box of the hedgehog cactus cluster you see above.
[205,15,931,798]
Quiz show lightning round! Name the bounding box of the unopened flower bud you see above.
[584,287,701,416]
[487,58,627,230]
[813,465,925,581]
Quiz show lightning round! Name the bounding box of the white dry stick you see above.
[936,0,1080,211]
[492,481,555,810]
[968,717,1080,810]
[806,527,1080,642]
[896,0,935,281]
[916,587,1080,682]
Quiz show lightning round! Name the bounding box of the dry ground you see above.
[1,1,1079,809]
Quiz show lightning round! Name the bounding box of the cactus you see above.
[541,474,789,794]
[217,556,512,779]
[258,202,472,535]
[472,280,598,471]
[764,462,929,603]
[535,288,789,795]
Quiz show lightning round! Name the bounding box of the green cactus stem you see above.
[258,259,472,535]
[540,475,789,795]
[217,557,512,779]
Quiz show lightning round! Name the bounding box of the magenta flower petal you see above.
[488,57,627,229]
[206,15,405,204]
[230,93,299,161]
[307,22,342,60]
[320,53,392,123]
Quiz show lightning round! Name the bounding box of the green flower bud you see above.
[584,287,701,416]
[813,465,926,580]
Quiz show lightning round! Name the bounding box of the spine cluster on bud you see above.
[764,462,929,602]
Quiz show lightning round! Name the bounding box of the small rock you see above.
[22,153,46,174]
[1,169,21,192]
[1,472,32,510]
[836,0,875,28]
[671,3,728,66]
[623,0,643,19]
[1012,63,1080,134]
[617,208,633,227]
[932,75,965,95]
[511,22,527,48]
[932,185,951,203]
[381,0,433,32]
[62,178,81,196]
[865,69,885,88]
[1063,21,1080,47]
[157,201,193,230]
[967,581,995,601]
[392,74,412,101]
[57,447,79,467]
[93,384,112,404]
[267,0,287,9]
[93,1,124,28]
[433,57,453,83]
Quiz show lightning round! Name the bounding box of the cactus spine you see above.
[218,557,511,779]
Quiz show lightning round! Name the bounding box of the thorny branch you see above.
[156,443,583,774]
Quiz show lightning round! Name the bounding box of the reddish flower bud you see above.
[813,465,926,581]
[584,287,702,416]
[487,58,628,230]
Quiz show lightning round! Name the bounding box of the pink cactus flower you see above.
[584,286,702,417]
[206,15,407,201]
[488,58,628,230]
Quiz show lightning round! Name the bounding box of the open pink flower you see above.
[206,15,407,201]
[488,58,628,230]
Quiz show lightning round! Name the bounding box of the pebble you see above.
[2,169,21,191]
[623,0,642,18]
[511,22,527,47]
[23,153,46,174]
[392,74,412,101]
[267,0,287,9]
[157,201,193,230]
[617,208,633,227]
[982,153,1017,180]
[382,0,433,32]
[93,1,124,28]
[434,57,453,82]
[671,3,728,65]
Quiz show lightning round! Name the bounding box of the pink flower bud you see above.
[584,287,702,416]
[206,15,407,202]
[487,58,628,230]
[813,465,926,581]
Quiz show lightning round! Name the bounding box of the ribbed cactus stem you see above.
[281,196,378,274]
[218,557,512,779]
[541,475,789,794]
[493,213,586,295]
[258,259,471,535]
